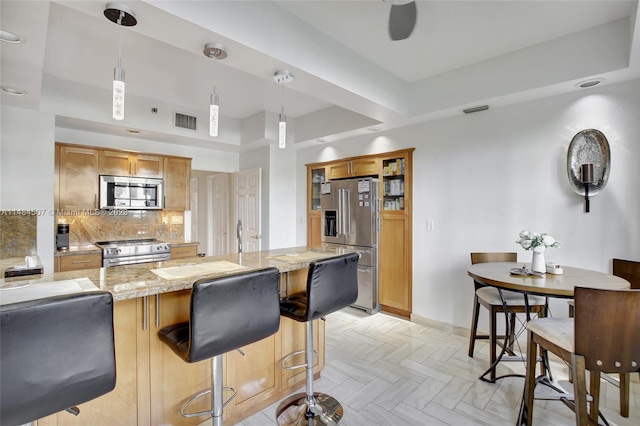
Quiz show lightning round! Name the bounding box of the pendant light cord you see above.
[117,25,123,68]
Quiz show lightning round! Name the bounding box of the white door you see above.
[232,168,261,253]
[209,173,229,256]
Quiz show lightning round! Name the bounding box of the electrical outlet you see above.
[427,220,434,231]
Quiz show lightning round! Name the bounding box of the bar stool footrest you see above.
[276,392,343,425]
[180,386,237,418]
[282,349,319,371]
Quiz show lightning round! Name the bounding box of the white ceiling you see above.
[1,1,639,151]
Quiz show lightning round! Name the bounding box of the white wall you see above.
[1,106,56,270]
[296,79,640,330]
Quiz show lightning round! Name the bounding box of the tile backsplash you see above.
[0,213,37,257]
[57,210,185,244]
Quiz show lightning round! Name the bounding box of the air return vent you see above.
[174,112,197,130]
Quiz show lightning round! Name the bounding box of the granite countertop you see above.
[1,246,343,302]
[55,244,101,257]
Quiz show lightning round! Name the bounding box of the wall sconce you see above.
[567,129,610,213]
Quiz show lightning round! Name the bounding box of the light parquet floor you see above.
[239,308,640,426]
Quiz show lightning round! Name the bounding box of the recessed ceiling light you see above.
[367,127,382,132]
[1,86,28,96]
[576,78,605,88]
[0,29,23,43]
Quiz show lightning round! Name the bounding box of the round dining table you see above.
[467,262,630,299]
[468,262,631,424]
[466,262,631,382]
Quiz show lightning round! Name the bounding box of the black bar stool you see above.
[158,267,281,426]
[276,252,359,425]
[0,291,116,426]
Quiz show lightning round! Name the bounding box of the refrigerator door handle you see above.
[344,189,351,235]
[337,189,343,236]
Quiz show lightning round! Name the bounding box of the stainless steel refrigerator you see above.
[321,177,380,314]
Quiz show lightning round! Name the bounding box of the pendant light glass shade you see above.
[113,66,125,121]
[209,92,219,137]
[278,112,286,149]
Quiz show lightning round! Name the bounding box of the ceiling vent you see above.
[174,112,197,131]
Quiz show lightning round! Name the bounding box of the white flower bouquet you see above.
[516,230,560,253]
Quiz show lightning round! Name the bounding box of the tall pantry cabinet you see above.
[306,148,414,317]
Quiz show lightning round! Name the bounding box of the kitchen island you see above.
[1,246,345,426]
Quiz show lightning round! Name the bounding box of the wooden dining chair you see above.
[468,252,546,381]
[566,258,639,417]
[612,259,640,417]
[524,287,640,426]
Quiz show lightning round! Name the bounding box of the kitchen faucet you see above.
[237,220,243,253]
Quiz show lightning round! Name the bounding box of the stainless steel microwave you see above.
[99,175,164,210]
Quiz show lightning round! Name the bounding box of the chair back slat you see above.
[470,252,517,265]
[613,258,640,289]
[574,287,640,373]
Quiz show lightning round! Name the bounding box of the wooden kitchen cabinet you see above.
[55,253,102,272]
[56,144,99,209]
[99,150,164,178]
[307,166,326,246]
[326,157,378,180]
[170,245,197,260]
[38,267,323,425]
[306,148,414,317]
[164,156,191,211]
[378,150,413,317]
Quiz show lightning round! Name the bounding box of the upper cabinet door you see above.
[163,157,191,210]
[99,150,130,176]
[57,145,99,209]
[133,154,163,178]
[99,150,163,178]
[326,158,378,179]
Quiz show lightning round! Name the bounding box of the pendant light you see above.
[104,3,137,121]
[203,43,227,137]
[273,71,293,149]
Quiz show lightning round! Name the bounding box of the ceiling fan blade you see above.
[389,1,417,41]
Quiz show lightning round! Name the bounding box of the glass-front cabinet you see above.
[307,166,326,246]
[310,167,325,211]
[381,157,406,211]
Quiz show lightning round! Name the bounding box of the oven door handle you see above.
[104,253,171,267]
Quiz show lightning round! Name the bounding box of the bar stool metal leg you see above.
[276,321,343,426]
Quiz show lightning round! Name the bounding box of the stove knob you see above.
[117,248,122,254]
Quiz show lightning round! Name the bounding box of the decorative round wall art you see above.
[566,129,610,212]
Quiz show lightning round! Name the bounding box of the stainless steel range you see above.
[95,239,171,267]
